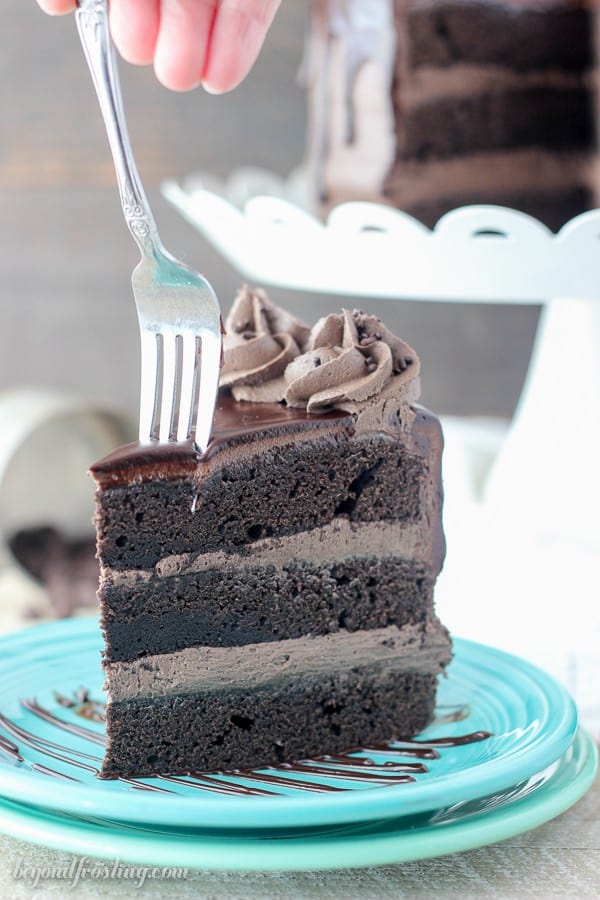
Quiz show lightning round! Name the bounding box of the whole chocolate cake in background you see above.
[305,0,599,230]
[91,288,451,777]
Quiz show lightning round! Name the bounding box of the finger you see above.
[110,0,160,67]
[202,0,282,94]
[37,0,76,13]
[155,0,218,92]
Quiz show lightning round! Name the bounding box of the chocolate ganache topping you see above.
[220,286,420,432]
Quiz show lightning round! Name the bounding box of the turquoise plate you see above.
[0,729,595,870]
[0,616,579,830]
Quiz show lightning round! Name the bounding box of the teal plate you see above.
[0,616,579,830]
[0,729,595,870]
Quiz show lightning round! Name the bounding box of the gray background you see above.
[0,0,540,422]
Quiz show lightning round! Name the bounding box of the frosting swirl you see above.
[220,286,310,403]
[220,289,420,432]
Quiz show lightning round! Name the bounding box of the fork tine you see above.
[177,333,199,443]
[159,331,178,443]
[194,329,222,454]
[139,331,159,443]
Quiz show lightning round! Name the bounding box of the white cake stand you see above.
[163,172,600,737]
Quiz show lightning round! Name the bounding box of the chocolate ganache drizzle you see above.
[220,286,420,434]
[0,690,492,795]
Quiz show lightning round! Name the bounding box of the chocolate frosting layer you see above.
[105,619,452,702]
[108,518,442,585]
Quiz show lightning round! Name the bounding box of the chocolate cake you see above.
[91,288,451,777]
[305,0,598,229]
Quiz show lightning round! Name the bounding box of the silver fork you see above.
[75,0,222,451]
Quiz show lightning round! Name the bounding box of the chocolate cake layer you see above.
[93,404,441,572]
[398,87,593,161]
[101,556,435,662]
[101,669,440,776]
[407,1,593,71]
[382,147,594,223]
[100,619,451,776]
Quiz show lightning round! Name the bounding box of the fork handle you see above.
[76,0,162,261]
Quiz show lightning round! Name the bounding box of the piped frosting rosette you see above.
[220,286,310,403]
[221,287,421,432]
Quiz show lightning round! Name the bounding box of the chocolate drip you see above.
[0,711,98,774]
[224,769,344,793]
[21,698,106,746]
[344,744,440,760]
[275,761,420,783]
[1,709,173,792]
[2,692,493,797]
[307,0,396,201]
[410,731,493,747]
[158,773,279,797]
[118,778,174,794]
[31,763,80,781]
[317,753,429,770]
[54,689,106,724]
[0,733,22,762]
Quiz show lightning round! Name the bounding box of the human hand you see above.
[36,0,282,93]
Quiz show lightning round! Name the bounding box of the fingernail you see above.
[202,80,225,95]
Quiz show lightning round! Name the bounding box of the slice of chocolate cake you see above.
[305,0,598,230]
[91,289,451,777]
